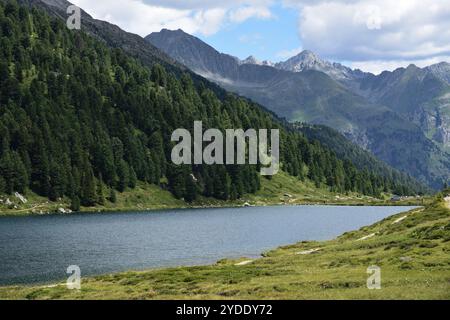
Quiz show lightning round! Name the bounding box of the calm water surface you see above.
[0,205,416,285]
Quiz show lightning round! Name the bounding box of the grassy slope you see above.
[1,200,448,300]
[0,171,422,217]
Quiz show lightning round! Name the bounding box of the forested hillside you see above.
[296,124,430,190]
[0,1,427,210]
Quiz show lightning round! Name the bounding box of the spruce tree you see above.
[109,188,117,203]
[0,175,5,194]
[184,172,198,203]
[116,160,130,192]
[96,175,105,205]
[128,166,137,189]
[70,195,81,212]
[80,157,97,207]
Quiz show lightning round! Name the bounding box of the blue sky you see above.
[71,0,450,74]
[196,3,301,63]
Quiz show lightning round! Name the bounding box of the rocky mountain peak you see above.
[242,55,260,65]
[240,56,274,67]
[276,50,327,72]
[274,50,366,80]
[426,62,450,85]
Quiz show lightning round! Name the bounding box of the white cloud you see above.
[70,0,450,73]
[229,6,273,23]
[289,0,450,65]
[351,55,450,75]
[71,0,274,37]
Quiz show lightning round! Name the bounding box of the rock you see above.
[14,192,28,204]
[235,260,254,266]
[58,208,67,214]
[400,257,412,262]
[357,233,376,241]
[296,248,322,255]
[5,198,13,206]
[241,55,261,66]
[392,216,408,224]
[434,126,450,147]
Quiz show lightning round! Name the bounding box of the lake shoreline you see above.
[0,198,425,218]
[0,205,420,287]
[0,173,430,217]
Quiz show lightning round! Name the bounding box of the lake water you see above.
[0,205,416,285]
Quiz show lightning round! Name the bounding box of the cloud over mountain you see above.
[71,0,274,36]
[70,0,450,74]
[285,0,450,73]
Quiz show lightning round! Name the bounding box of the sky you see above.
[70,0,450,75]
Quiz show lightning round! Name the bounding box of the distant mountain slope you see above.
[273,49,450,153]
[427,62,450,85]
[147,29,450,189]
[354,65,450,152]
[296,124,430,192]
[19,0,180,70]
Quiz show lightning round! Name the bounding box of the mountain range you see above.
[146,29,450,189]
[0,0,427,206]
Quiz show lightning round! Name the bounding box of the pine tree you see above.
[48,160,66,201]
[184,172,198,203]
[151,64,167,87]
[11,151,28,194]
[0,61,9,85]
[80,157,97,206]
[0,175,6,194]
[168,165,186,199]
[116,159,130,192]
[128,166,137,189]
[96,175,105,205]
[109,188,117,203]
[29,129,50,196]
[70,195,80,212]
[0,150,14,194]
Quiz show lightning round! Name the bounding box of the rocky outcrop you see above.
[427,62,450,85]
[434,126,450,148]
[275,50,367,81]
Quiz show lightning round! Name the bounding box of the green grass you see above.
[1,200,448,300]
[0,171,424,217]
[0,182,186,217]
